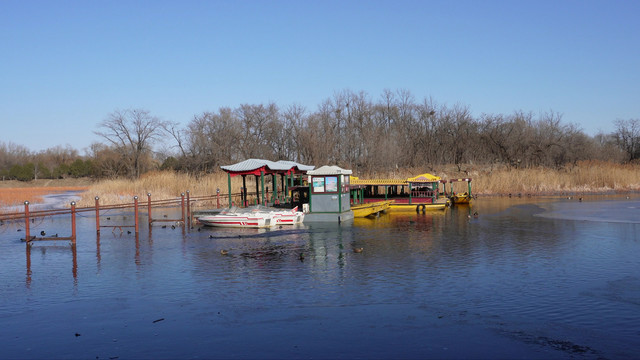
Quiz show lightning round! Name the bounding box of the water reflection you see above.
[25,241,77,287]
[2,196,640,358]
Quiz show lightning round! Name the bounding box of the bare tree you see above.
[95,109,166,178]
[614,119,640,162]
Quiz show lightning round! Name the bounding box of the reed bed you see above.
[7,161,639,210]
[76,171,245,208]
[465,161,640,195]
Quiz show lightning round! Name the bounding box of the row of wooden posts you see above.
[9,190,230,244]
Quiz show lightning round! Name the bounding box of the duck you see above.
[40,230,46,236]
[299,252,305,261]
[220,249,229,256]
[473,211,479,218]
[353,247,364,253]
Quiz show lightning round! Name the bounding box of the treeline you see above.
[169,89,636,174]
[1,89,638,181]
[0,144,94,181]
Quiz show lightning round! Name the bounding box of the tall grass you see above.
[76,171,245,207]
[63,161,640,209]
[468,161,640,195]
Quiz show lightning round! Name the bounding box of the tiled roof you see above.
[220,159,315,173]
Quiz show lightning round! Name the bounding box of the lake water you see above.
[1,195,639,359]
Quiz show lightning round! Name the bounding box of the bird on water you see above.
[353,247,364,253]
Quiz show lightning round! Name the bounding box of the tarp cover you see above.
[306,165,352,176]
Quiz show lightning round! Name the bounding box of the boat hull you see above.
[273,212,305,225]
[388,202,447,212]
[198,214,273,228]
[451,194,472,205]
[351,200,392,217]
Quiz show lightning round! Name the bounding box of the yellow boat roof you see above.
[351,173,441,185]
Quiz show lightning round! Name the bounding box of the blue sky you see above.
[1,0,638,153]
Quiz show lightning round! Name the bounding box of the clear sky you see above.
[1,0,638,153]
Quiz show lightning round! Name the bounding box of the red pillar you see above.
[70,201,77,244]
[24,201,30,242]
[180,193,185,224]
[134,196,139,234]
[147,193,152,226]
[95,196,100,233]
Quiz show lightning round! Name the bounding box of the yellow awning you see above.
[351,173,440,186]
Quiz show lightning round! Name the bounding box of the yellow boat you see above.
[350,200,392,217]
[451,192,472,205]
[350,173,449,212]
[388,200,448,212]
[447,178,473,205]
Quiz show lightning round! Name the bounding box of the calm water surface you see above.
[1,195,639,359]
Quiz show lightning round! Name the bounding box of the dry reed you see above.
[454,161,640,195]
[76,171,246,208]
[16,161,640,210]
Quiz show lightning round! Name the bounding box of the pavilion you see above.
[220,159,314,207]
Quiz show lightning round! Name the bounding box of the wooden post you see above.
[186,190,191,225]
[95,196,100,233]
[338,175,342,212]
[180,193,185,223]
[272,174,277,203]
[409,183,412,205]
[261,171,265,205]
[147,193,152,225]
[70,201,77,244]
[227,173,232,208]
[308,178,312,212]
[242,175,247,207]
[255,175,260,205]
[24,201,30,241]
[134,196,139,234]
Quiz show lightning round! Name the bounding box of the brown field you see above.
[0,186,90,208]
[2,161,638,209]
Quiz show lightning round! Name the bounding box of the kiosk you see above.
[304,165,354,223]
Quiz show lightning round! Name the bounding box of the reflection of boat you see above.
[448,178,473,205]
[351,200,392,217]
[350,173,450,212]
[197,206,303,228]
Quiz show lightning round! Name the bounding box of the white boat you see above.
[272,206,305,225]
[197,206,274,228]
[197,206,304,228]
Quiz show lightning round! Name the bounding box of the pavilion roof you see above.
[306,165,352,176]
[220,159,314,176]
